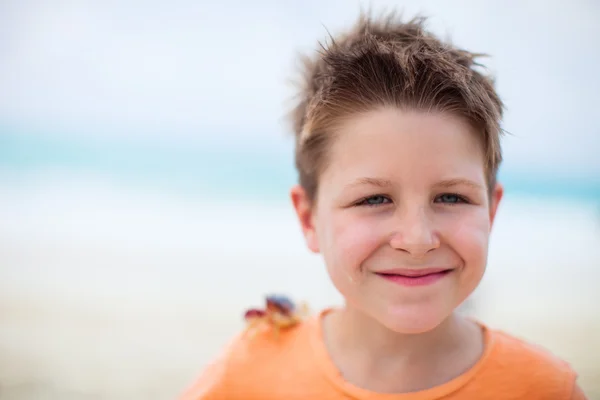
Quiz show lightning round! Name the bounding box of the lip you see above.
[376,267,453,277]
[375,268,454,287]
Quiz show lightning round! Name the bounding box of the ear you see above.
[290,185,320,253]
[488,182,504,230]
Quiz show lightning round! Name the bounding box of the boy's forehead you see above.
[321,115,486,195]
[336,108,474,134]
[333,108,482,148]
[325,110,486,177]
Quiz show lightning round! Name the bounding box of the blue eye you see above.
[435,193,467,204]
[358,195,391,206]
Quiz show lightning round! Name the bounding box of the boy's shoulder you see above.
[179,313,318,400]
[488,327,574,372]
[229,297,317,368]
[229,313,315,366]
[477,325,580,397]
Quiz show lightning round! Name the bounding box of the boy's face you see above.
[292,108,503,333]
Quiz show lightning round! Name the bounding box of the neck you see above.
[322,304,483,393]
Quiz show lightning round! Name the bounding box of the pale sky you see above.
[1,0,599,176]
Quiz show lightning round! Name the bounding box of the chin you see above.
[378,304,453,334]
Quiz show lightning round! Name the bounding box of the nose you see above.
[389,206,440,258]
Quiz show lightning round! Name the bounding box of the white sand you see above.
[1,245,597,399]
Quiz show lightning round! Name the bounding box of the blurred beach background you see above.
[1,0,599,399]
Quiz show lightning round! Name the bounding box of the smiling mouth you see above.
[375,268,453,286]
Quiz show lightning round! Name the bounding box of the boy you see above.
[180,11,587,399]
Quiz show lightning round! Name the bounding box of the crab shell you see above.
[244,308,266,322]
[265,295,295,315]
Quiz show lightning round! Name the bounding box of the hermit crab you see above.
[243,295,309,338]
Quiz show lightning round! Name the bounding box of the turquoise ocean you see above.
[1,128,599,204]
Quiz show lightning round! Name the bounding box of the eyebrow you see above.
[345,177,483,191]
[434,178,484,191]
[346,177,393,189]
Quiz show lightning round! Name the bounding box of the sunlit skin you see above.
[291,107,503,392]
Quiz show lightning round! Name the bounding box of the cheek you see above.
[442,209,491,269]
[320,212,384,280]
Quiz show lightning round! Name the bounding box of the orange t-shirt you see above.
[180,310,587,399]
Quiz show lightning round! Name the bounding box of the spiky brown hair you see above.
[289,11,504,202]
